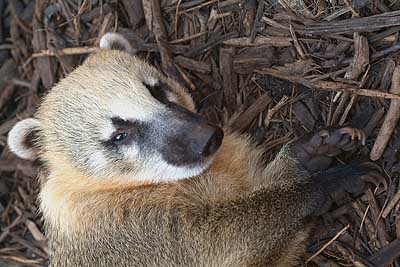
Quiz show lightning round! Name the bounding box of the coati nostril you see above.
[200,125,224,157]
[189,123,223,158]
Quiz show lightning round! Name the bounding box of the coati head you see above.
[8,33,223,183]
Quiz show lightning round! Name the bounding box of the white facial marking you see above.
[110,99,154,122]
[87,150,108,173]
[143,76,159,87]
[100,123,116,140]
[122,145,140,161]
[135,154,213,183]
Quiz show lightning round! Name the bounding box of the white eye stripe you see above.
[109,100,156,122]
[143,76,159,87]
[100,124,116,140]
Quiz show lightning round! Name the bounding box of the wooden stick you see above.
[343,0,359,17]
[31,47,100,58]
[295,10,400,35]
[220,47,237,116]
[368,239,400,266]
[256,68,400,100]
[169,31,207,44]
[382,188,400,218]
[231,93,272,132]
[178,0,218,14]
[223,36,292,47]
[148,0,188,89]
[371,66,400,160]
[306,224,350,264]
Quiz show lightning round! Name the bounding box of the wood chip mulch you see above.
[1,0,400,266]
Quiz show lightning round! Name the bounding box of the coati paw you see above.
[301,127,365,156]
[292,127,365,172]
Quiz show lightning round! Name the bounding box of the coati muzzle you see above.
[159,106,224,166]
[186,122,224,157]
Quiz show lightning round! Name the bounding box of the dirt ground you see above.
[1,0,400,266]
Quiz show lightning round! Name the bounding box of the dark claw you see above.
[293,127,366,172]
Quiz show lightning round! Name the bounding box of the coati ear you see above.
[99,32,132,53]
[8,118,41,160]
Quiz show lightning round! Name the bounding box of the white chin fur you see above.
[137,156,213,183]
[8,118,40,160]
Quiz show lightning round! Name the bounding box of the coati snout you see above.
[143,81,224,165]
[158,106,224,166]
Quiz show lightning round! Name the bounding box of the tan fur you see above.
[40,133,309,267]
[11,46,322,267]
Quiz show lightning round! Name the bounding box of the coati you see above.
[7,32,371,267]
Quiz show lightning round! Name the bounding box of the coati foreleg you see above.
[186,127,370,266]
[259,127,372,211]
[260,127,367,186]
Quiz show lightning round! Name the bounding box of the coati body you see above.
[7,33,369,267]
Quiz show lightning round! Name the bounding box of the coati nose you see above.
[193,124,224,157]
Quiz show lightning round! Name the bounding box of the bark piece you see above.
[219,47,237,115]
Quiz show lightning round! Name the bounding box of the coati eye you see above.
[112,132,129,145]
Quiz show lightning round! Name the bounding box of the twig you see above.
[382,188,400,218]
[306,224,350,264]
[265,95,290,127]
[169,31,207,44]
[220,47,237,115]
[148,0,187,88]
[31,47,100,58]
[178,0,218,14]
[331,33,369,125]
[250,0,264,42]
[288,10,400,35]
[256,68,400,100]
[368,239,400,266]
[223,36,292,47]
[184,32,238,57]
[371,66,400,160]
[289,24,306,59]
[231,93,272,132]
[174,0,183,40]
[343,0,359,17]
[12,79,31,88]
[94,13,113,46]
